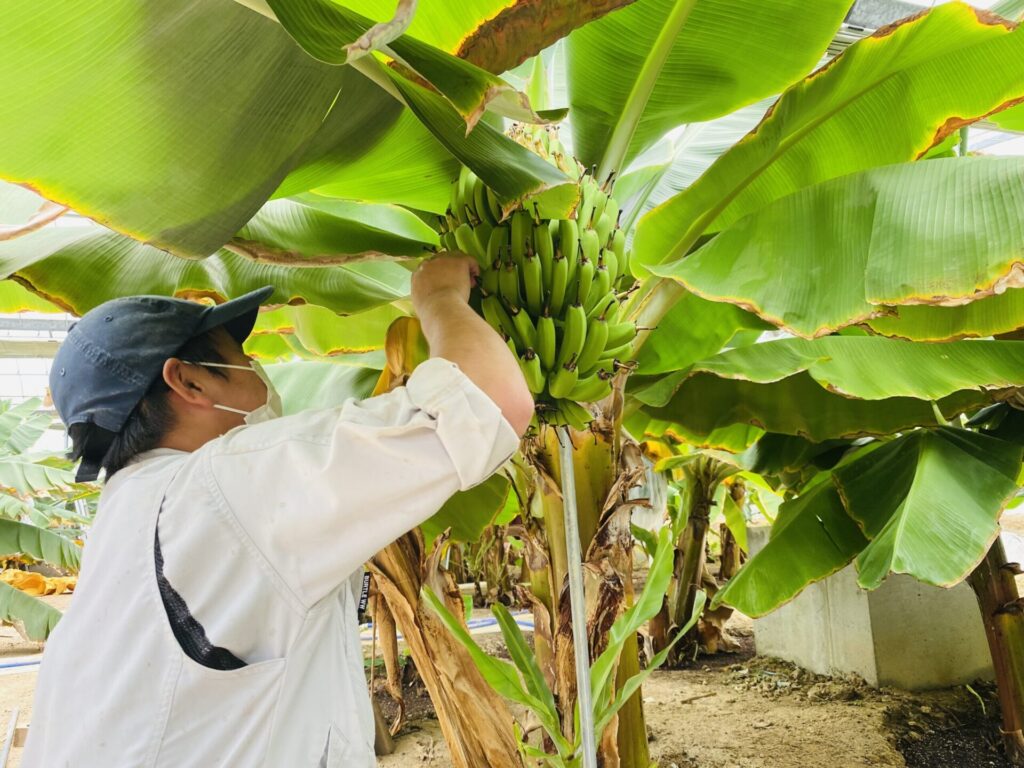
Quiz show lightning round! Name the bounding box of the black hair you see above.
[68,331,230,480]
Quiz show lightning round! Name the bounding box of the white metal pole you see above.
[556,426,598,768]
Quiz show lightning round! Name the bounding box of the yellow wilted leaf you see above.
[0,570,76,596]
[1,570,48,596]
[372,316,430,396]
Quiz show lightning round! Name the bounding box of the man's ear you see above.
[162,358,216,407]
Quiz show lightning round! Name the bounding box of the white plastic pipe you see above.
[556,426,598,768]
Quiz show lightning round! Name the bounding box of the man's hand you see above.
[410,255,533,437]
[411,255,478,318]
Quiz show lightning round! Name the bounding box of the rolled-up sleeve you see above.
[405,359,518,490]
[203,358,519,608]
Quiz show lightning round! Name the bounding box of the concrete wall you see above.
[748,526,993,690]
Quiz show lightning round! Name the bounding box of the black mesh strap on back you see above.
[154,527,246,671]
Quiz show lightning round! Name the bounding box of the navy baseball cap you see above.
[50,286,274,480]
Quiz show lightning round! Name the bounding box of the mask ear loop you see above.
[185,362,257,373]
[212,404,250,416]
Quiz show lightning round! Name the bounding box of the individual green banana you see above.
[451,167,469,222]
[548,254,569,315]
[603,299,623,326]
[474,177,495,226]
[575,257,595,308]
[605,321,637,348]
[510,209,531,266]
[577,316,609,373]
[577,178,598,229]
[485,186,503,224]
[587,291,617,322]
[481,262,500,296]
[557,304,587,368]
[499,261,521,308]
[509,305,537,350]
[471,221,493,263]
[558,219,579,270]
[458,168,477,224]
[548,358,580,399]
[587,266,612,313]
[442,231,459,253]
[567,371,613,403]
[591,190,609,229]
[580,228,600,264]
[595,212,614,251]
[601,248,619,285]
[611,228,626,258]
[482,296,519,344]
[536,314,557,372]
[603,198,620,242]
[534,223,555,288]
[580,357,615,379]
[488,226,508,265]
[557,399,593,430]
[617,249,632,288]
[454,223,480,261]
[521,252,544,316]
[519,349,545,394]
[602,340,635,361]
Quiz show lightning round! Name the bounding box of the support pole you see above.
[556,426,598,768]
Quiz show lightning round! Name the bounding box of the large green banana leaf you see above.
[651,157,1024,337]
[713,479,864,616]
[0,581,62,641]
[634,291,768,375]
[613,99,772,229]
[0,458,77,497]
[634,2,1024,268]
[0,0,347,259]
[384,64,579,216]
[867,289,1024,341]
[273,67,457,212]
[634,337,1024,441]
[0,189,414,315]
[0,399,53,456]
[254,303,409,356]
[0,519,82,571]
[837,428,1022,590]
[232,197,436,263]
[565,0,849,172]
[715,428,1022,616]
[262,0,560,126]
[265,360,382,414]
[624,411,763,452]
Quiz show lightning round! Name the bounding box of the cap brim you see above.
[195,286,274,344]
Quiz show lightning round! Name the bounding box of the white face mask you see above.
[188,360,283,424]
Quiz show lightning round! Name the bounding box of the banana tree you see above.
[0,399,91,640]
[5,0,1024,764]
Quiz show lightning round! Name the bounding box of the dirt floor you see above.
[372,620,1011,768]
[0,595,1014,767]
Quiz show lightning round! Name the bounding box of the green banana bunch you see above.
[438,126,639,426]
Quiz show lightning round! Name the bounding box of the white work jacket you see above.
[21,359,517,768]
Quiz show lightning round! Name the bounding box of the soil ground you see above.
[371,619,1011,768]
[0,596,1012,767]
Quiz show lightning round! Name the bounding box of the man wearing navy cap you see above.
[22,256,533,767]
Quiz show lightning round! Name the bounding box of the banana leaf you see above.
[652,157,1024,337]
[565,0,848,170]
[637,337,1024,442]
[635,3,1024,268]
[0,581,62,641]
[0,0,347,258]
[715,427,1022,615]
[0,519,81,571]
